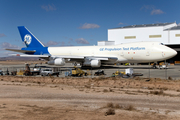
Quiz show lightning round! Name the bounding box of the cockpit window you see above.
[160,43,164,45]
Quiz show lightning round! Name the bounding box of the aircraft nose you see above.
[166,48,177,58]
[171,49,177,57]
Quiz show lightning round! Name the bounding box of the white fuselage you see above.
[47,42,177,64]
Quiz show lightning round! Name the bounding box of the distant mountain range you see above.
[0,56,40,61]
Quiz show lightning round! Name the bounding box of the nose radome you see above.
[172,49,177,56]
[168,48,177,58]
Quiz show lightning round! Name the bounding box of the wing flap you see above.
[52,55,84,59]
[56,56,117,61]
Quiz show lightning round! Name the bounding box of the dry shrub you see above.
[103,89,109,92]
[124,105,135,111]
[177,89,180,92]
[84,84,91,88]
[106,102,114,108]
[109,88,114,92]
[116,104,136,111]
[114,104,120,108]
[105,108,115,116]
[161,87,168,91]
[50,85,58,88]
[111,77,117,80]
[79,88,84,91]
[148,87,154,90]
[156,78,162,81]
[106,103,123,109]
[134,76,140,80]
[150,90,164,95]
[137,90,144,93]
[165,110,171,115]
[168,76,173,80]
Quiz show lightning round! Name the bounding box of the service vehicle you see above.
[40,68,59,76]
[94,69,105,76]
[71,67,87,77]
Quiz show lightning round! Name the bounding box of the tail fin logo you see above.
[24,34,32,45]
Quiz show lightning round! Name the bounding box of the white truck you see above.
[40,68,60,76]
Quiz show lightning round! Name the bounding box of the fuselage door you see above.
[120,51,124,56]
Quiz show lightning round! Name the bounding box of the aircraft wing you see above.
[52,55,117,60]
[84,56,117,61]
[10,53,117,61]
[6,48,117,61]
[52,55,117,61]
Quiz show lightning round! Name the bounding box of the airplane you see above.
[6,26,177,67]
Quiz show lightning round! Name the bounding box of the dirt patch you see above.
[0,76,180,120]
[1,76,180,91]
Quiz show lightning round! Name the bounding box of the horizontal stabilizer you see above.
[6,49,36,54]
[9,54,49,58]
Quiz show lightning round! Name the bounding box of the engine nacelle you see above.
[48,58,65,66]
[83,59,101,67]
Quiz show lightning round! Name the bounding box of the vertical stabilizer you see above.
[18,26,45,48]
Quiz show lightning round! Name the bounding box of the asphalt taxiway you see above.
[0,63,179,79]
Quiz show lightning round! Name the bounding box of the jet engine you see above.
[48,58,65,66]
[83,59,101,67]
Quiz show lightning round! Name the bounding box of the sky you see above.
[0,0,180,57]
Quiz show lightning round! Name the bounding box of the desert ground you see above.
[0,75,180,120]
[0,60,180,120]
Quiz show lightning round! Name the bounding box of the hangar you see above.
[108,22,180,45]
[101,22,180,63]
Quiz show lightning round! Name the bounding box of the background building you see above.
[98,22,180,63]
[108,22,180,45]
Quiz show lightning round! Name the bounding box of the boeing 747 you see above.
[6,26,177,67]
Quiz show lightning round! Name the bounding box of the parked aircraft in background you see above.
[6,26,177,67]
